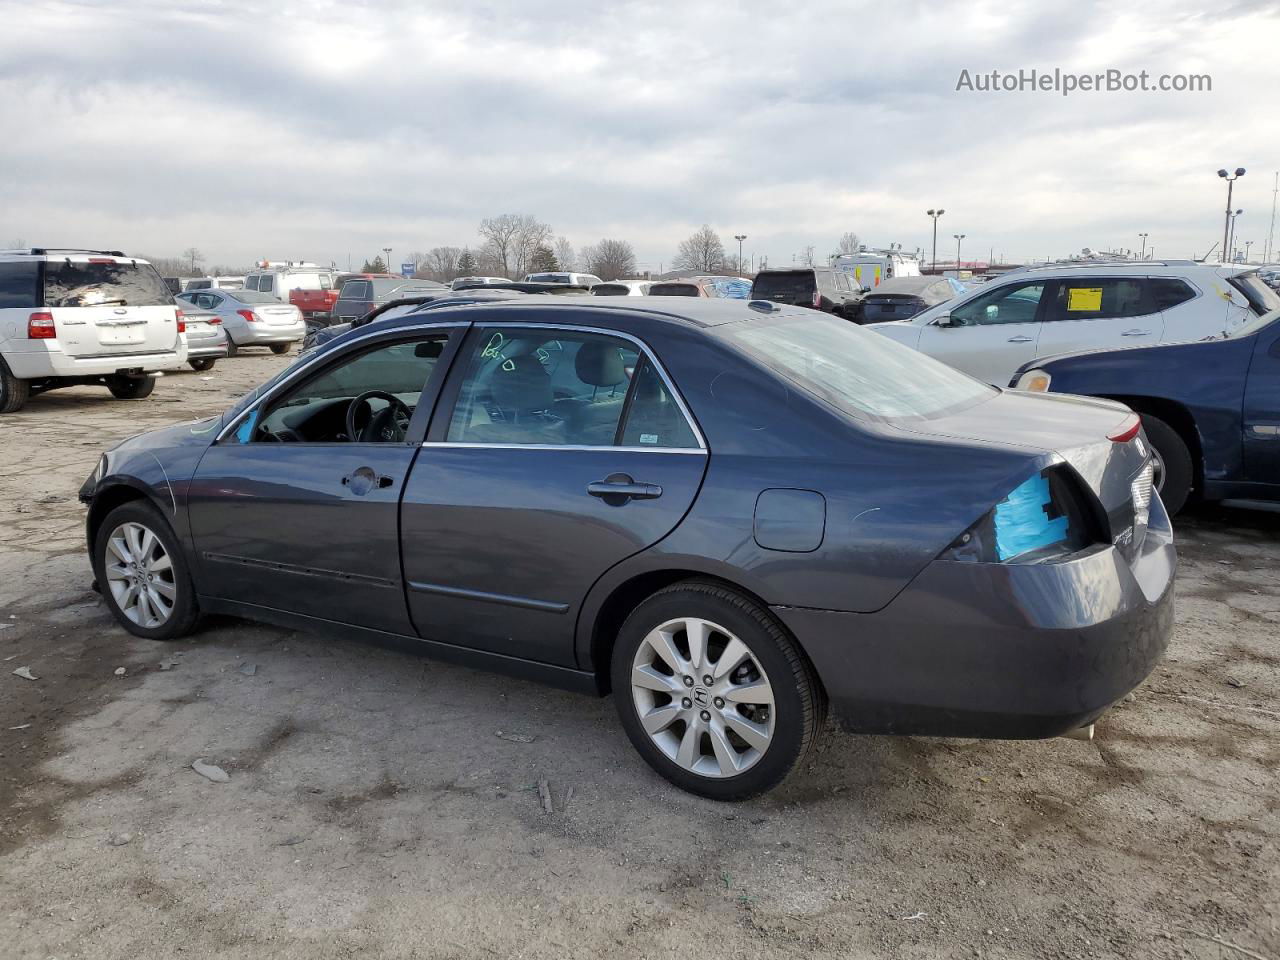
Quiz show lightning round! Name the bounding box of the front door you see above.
[188,326,461,634]
[917,279,1049,385]
[401,324,708,667]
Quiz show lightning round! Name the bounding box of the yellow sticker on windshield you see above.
[1066,287,1103,311]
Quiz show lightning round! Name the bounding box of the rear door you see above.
[42,257,180,358]
[401,322,708,667]
[915,279,1049,385]
[1036,277,1166,360]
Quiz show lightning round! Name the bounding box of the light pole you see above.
[953,234,966,270]
[733,234,747,275]
[382,246,392,274]
[1228,209,1243,262]
[1217,168,1245,263]
[1244,240,1254,263]
[926,209,945,273]
[1138,233,1148,259]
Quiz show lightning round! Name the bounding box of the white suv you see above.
[871,260,1258,385]
[0,249,187,413]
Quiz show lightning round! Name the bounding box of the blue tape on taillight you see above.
[994,473,1069,561]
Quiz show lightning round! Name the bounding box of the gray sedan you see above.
[177,289,305,356]
[175,301,229,371]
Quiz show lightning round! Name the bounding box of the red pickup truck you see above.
[289,282,339,325]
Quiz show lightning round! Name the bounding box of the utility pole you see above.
[734,234,747,275]
[1266,172,1278,264]
[953,233,966,270]
[1228,210,1243,262]
[926,209,945,273]
[1138,233,1148,259]
[382,247,393,274]
[1218,168,1245,263]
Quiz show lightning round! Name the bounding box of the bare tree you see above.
[414,246,463,282]
[478,214,552,278]
[6,237,26,250]
[585,239,637,280]
[553,237,575,272]
[673,225,725,273]
[182,247,205,275]
[837,232,861,255]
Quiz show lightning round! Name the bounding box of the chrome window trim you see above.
[214,319,463,443]
[421,442,705,455]
[444,320,707,451]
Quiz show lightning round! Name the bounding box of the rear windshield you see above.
[527,273,570,284]
[231,291,284,305]
[592,283,631,296]
[861,298,925,323]
[751,272,815,301]
[721,312,995,421]
[43,260,172,307]
[650,283,699,296]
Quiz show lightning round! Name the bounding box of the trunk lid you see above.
[256,303,302,326]
[43,257,180,358]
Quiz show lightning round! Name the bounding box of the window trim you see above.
[425,322,707,452]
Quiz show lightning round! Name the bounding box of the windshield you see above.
[43,260,172,307]
[721,312,996,421]
[231,291,286,304]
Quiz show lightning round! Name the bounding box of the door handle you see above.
[1121,329,1150,337]
[587,473,663,505]
[1006,335,1034,343]
[341,466,395,495]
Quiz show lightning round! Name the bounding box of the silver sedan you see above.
[177,289,305,356]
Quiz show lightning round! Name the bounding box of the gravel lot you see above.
[1,349,1277,960]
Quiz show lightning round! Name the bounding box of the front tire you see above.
[1140,414,1193,515]
[270,343,292,355]
[0,357,30,413]
[93,501,199,640]
[107,375,155,400]
[611,581,825,800]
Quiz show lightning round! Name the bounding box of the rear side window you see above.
[620,359,699,449]
[259,274,275,293]
[341,281,371,300]
[1228,273,1280,316]
[0,260,39,309]
[43,261,172,307]
[751,272,816,302]
[1047,279,1148,321]
[245,276,260,291]
[1148,278,1196,310]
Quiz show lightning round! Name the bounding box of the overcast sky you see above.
[2,0,1279,271]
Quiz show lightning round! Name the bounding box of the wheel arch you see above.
[86,481,166,553]
[1098,394,1204,490]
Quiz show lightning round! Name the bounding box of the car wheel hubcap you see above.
[104,522,176,628]
[630,617,775,779]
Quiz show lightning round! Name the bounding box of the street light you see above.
[382,246,393,274]
[1244,240,1254,262]
[953,233,966,269]
[733,234,747,275]
[926,209,945,272]
[1228,209,1243,262]
[1138,233,1149,259]
[1217,167,1246,263]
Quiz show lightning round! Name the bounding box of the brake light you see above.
[175,308,186,334]
[28,311,55,339]
[237,309,258,323]
[207,316,222,324]
[88,257,116,264]
[1108,414,1141,443]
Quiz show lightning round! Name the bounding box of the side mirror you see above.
[415,340,444,359]
[935,314,960,328]
[861,285,872,294]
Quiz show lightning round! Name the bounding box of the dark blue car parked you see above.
[81,298,1174,799]
[1011,274,1280,515]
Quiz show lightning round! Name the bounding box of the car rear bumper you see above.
[4,343,187,378]
[186,341,229,359]
[235,322,305,345]
[772,499,1176,739]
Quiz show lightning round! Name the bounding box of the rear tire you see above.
[92,500,199,641]
[1140,414,1193,515]
[270,343,291,355]
[225,338,239,358]
[611,580,825,800]
[107,376,155,400]
[188,358,216,372]
[0,358,30,413]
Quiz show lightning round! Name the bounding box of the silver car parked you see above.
[177,289,305,356]
[176,300,228,371]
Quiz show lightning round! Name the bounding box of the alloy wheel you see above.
[630,617,775,778]
[103,521,177,628]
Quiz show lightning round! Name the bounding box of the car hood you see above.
[110,416,223,455]
[891,389,1145,513]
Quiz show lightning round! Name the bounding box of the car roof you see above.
[997,260,1256,279]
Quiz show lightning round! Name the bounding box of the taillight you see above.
[28,311,55,339]
[237,309,258,323]
[1107,414,1141,443]
[207,316,222,324]
[811,291,821,308]
[175,308,186,334]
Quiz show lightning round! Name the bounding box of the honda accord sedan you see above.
[80,298,1175,799]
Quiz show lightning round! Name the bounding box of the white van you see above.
[243,262,335,302]
[0,249,187,413]
[833,250,921,291]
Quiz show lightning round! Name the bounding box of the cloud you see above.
[1,0,1278,269]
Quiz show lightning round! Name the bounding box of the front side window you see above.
[950,282,1045,326]
[243,335,446,443]
[445,328,699,448]
[723,312,995,422]
[1047,278,1148,321]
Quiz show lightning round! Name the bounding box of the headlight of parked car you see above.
[1014,369,1052,392]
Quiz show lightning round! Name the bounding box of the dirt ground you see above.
[1,349,1277,960]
